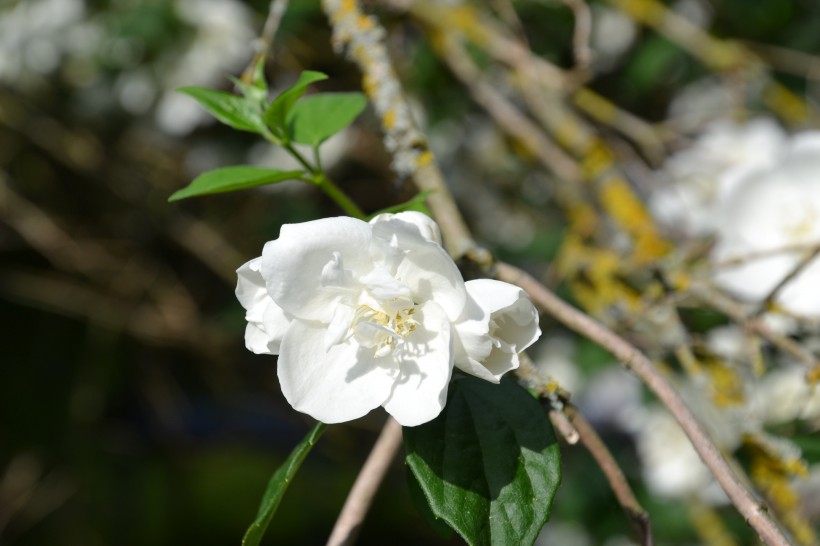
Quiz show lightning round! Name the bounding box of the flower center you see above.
[351,298,418,357]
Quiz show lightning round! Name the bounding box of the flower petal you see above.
[461,279,542,380]
[236,257,267,320]
[245,323,272,355]
[278,320,394,424]
[467,279,541,349]
[381,301,454,427]
[452,295,497,381]
[262,217,373,322]
[237,257,291,354]
[369,211,443,245]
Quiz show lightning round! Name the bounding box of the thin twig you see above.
[711,242,820,268]
[562,0,593,73]
[742,40,820,82]
[758,246,820,316]
[327,418,403,546]
[322,0,483,261]
[241,0,290,83]
[435,34,584,184]
[494,261,792,546]
[687,283,820,381]
[562,404,654,546]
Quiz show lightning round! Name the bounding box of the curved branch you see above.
[326,418,403,546]
[561,404,653,546]
[495,261,792,546]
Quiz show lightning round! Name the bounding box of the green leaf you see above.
[242,422,326,546]
[404,376,561,546]
[263,71,328,137]
[178,87,266,134]
[406,467,455,540]
[366,190,434,220]
[168,166,305,201]
[228,58,269,107]
[288,92,367,146]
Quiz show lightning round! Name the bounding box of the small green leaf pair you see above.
[169,69,366,202]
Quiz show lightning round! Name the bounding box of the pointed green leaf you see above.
[366,190,434,220]
[178,87,266,133]
[404,377,561,546]
[242,422,326,546]
[263,70,328,136]
[288,92,367,146]
[168,166,305,201]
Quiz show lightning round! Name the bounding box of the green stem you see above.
[267,133,366,220]
[282,141,315,174]
[316,173,367,220]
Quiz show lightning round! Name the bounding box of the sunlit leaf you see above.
[366,191,433,220]
[288,92,367,146]
[178,87,266,134]
[168,166,305,201]
[263,71,328,137]
[404,377,561,546]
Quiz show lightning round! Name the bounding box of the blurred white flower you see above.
[635,407,710,497]
[632,379,750,501]
[155,0,254,135]
[532,335,583,394]
[650,118,786,236]
[0,0,85,83]
[705,325,747,363]
[711,132,820,318]
[236,212,540,426]
[578,368,642,430]
[751,366,820,425]
[668,77,738,127]
[590,6,637,71]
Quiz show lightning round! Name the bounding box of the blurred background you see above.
[1,0,819,544]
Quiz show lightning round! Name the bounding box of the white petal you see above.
[237,257,292,354]
[452,295,497,381]
[369,211,443,245]
[325,304,355,350]
[460,279,542,381]
[467,279,542,350]
[236,257,267,320]
[260,299,292,353]
[353,321,397,348]
[245,323,272,354]
[371,215,468,320]
[382,301,454,426]
[278,320,395,424]
[357,266,412,301]
[262,217,373,322]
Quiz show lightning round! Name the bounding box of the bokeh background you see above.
[2,0,819,544]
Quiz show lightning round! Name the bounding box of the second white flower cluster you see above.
[236,212,541,427]
[651,119,820,324]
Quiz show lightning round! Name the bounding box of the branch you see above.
[686,283,820,382]
[326,418,403,546]
[562,0,593,73]
[434,33,584,184]
[322,0,482,261]
[241,0,290,83]
[494,261,792,546]
[561,404,653,546]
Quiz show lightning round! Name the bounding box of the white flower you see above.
[711,132,820,319]
[235,212,540,426]
[650,118,786,236]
